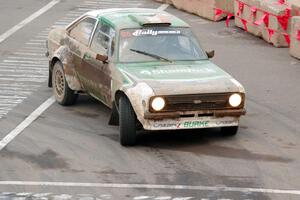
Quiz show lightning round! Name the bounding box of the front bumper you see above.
[143,116,240,131]
[141,109,245,131]
[144,109,246,120]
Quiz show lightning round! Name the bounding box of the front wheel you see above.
[221,126,239,136]
[119,96,137,146]
[52,62,78,105]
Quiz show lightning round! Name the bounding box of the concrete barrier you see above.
[260,0,290,47]
[234,0,263,37]
[154,0,300,53]
[154,0,234,21]
[234,0,300,47]
[290,0,300,16]
[290,16,300,59]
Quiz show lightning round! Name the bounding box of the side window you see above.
[100,23,110,35]
[91,23,115,56]
[69,17,96,46]
[100,20,115,37]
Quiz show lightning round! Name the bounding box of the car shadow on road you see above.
[137,127,230,149]
[136,129,292,163]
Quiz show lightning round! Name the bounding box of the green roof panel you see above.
[93,8,189,30]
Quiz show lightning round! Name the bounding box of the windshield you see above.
[119,27,207,62]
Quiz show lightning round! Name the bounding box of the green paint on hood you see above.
[117,60,231,82]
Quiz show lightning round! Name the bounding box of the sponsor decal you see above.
[216,121,237,126]
[121,31,132,38]
[153,120,181,129]
[153,123,178,129]
[132,29,181,37]
[140,68,215,75]
[183,121,209,128]
[151,118,238,130]
[153,121,209,129]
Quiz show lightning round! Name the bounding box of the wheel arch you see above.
[110,82,154,128]
[109,90,128,126]
[115,90,128,107]
[50,57,61,71]
[49,46,83,91]
[48,57,61,87]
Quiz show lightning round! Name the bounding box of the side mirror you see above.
[206,50,215,59]
[96,54,108,63]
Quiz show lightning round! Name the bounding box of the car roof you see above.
[85,8,190,30]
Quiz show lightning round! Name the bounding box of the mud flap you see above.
[108,101,119,126]
[48,68,52,88]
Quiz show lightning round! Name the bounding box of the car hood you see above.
[117,61,243,95]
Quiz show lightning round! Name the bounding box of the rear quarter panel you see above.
[47,28,83,91]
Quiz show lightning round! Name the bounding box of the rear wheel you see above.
[52,62,78,105]
[119,96,137,146]
[221,126,239,136]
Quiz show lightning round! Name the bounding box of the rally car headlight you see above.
[151,97,165,111]
[229,93,242,107]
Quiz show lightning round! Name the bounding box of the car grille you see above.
[155,93,239,112]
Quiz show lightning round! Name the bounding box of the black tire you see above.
[119,96,137,146]
[52,62,78,106]
[221,126,239,136]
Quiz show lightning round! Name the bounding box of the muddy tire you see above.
[52,62,78,106]
[119,96,137,146]
[221,126,238,136]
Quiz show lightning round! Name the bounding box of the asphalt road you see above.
[0,0,300,199]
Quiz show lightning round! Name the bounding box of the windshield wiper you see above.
[130,49,172,62]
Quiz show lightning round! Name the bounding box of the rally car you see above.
[46,8,246,146]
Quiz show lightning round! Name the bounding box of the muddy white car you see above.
[46,8,246,146]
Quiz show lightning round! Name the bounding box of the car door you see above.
[66,16,97,92]
[81,21,115,106]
